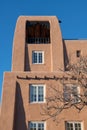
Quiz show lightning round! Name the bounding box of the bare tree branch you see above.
[41,56,87,122]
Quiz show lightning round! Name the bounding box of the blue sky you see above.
[0,0,87,101]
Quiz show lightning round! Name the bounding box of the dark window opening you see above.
[26,21,50,44]
[76,50,81,57]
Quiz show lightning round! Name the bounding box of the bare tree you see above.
[41,56,87,121]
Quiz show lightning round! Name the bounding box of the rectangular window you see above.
[76,50,81,57]
[66,121,83,130]
[32,51,44,64]
[26,21,50,44]
[63,84,80,103]
[30,84,45,103]
[29,122,45,130]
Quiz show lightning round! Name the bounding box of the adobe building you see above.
[0,16,87,130]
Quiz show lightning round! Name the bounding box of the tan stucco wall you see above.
[1,72,87,130]
[64,40,87,63]
[0,73,16,130]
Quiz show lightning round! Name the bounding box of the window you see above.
[63,84,80,103]
[76,50,81,57]
[26,21,50,44]
[66,121,83,130]
[32,51,44,64]
[29,122,45,130]
[30,84,45,103]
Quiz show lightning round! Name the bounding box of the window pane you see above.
[38,123,44,130]
[30,86,37,102]
[71,86,80,103]
[75,123,81,130]
[33,86,37,101]
[63,86,71,102]
[38,86,44,101]
[38,53,42,63]
[33,52,37,63]
[69,123,73,128]
[66,122,73,130]
[72,86,78,95]
[30,123,36,130]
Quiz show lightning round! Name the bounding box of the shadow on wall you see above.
[63,40,69,70]
[13,82,27,130]
[25,45,31,71]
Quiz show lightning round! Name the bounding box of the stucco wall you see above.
[1,72,87,130]
[64,40,87,63]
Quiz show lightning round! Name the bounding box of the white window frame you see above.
[32,51,44,64]
[63,84,80,103]
[29,121,46,130]
[30,84,46,103]
[66,121,83,130]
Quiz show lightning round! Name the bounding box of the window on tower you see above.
[32,51,44,64]
[76,50,81,57]
[26,21,50,44]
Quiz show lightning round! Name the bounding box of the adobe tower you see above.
[0,16,87,130]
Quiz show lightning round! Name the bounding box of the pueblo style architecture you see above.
[0,16,87,130]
